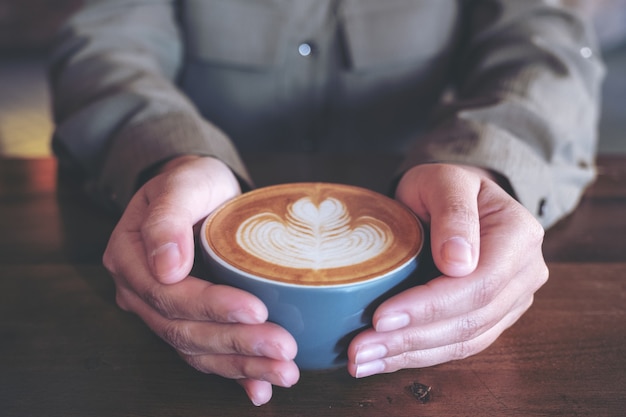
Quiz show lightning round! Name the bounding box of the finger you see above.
[107,210,270,323]
[118,275,299,403]
[369,268,504,333]
[162,318,298,360]
[237,379,274,406]
[114,271,270,324]
[113,185,194,286]
[371,196,545,330]
[141,200,196,285]
[348,297,531,378]
[413,164,482,277]
[137,157,241,284]
[350,279,535,364]
[115,277,297,359]
[185,353,300,389]
[348,254,548,376]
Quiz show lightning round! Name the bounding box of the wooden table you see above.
[1,154,624,416]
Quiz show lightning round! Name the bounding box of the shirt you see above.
[48,0,605,228]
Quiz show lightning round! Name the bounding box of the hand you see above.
[103,156,299,406]
[347,163,548,377]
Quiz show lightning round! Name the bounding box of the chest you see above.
[177,0,466,150]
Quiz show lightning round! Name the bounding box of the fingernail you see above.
[442,237,473,267]
[375,312,410,332]
[355,344,388,364]
[260,374,292,390]
[355,360,386,378]
[229,309,265,325]
[151,242,181,279]
[256,342,289,361]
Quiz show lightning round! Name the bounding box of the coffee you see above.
[204,183,422,285]
[201,182,424,369]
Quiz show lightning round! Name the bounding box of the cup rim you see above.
[200,182,424,288]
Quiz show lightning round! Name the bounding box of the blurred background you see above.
[0,0,624,157]
[0,0,81,156]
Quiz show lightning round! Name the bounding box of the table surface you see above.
[1,153,624,417]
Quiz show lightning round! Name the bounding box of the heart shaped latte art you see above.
[236,197,394,270]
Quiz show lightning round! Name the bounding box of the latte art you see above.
[203,183,423,285]
[236,197,394,270]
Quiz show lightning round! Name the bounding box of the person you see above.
[48,0,604,406]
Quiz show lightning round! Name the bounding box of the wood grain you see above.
[1,155,624,416]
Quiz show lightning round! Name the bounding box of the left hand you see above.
[347,163,549,377]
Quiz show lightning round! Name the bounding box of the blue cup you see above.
[200,183,424,370]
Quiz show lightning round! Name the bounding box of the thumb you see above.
[138,157,241,284]
[397,164,481,277]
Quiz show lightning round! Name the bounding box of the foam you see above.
[236,197,394,270]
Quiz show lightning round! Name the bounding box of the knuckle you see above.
[114,288,131,312]
[400,328,421,354]
[182,353,216,375]
[105,267,132,313]
[227,334,247,355]
[163,321,195,354]
[141,198,192,234]
[451,341,472,361]
[187,353,243,379]
[525,249,549,294]
[457,315,484,342]
[535,262,550,289]
[514,206,545,246]
[141,208,171,231]
[473,273,498,309]
[208,330,237,354]
[447,198,474,221]
[144,287,177,319]
[387,350,424,372]
[383,355,404,374]
[442,198,477,231]
[196,287,222,322]
[520,295,535,315]
[450,339,480,361]
[421,297,439,324]
[527,215,546,240]
[102,249,116,275]
[182,354,204,372]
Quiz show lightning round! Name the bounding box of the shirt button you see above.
[580,46,593,59]
[298,42,313,57]
[538,198,547,217]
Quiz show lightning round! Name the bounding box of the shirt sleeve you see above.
[48,0,251,212]
[397,0,606,229]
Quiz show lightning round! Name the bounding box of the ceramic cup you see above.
[200,182,423,370]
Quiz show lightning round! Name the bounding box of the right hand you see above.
[103,155,300,406]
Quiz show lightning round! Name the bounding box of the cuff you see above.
[96,112,251,211]
[397,118,595,229]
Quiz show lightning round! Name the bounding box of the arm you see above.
[49,2,294,406]
[398,0,605,228]
[48,0,251,212]
[348,0,603,377]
